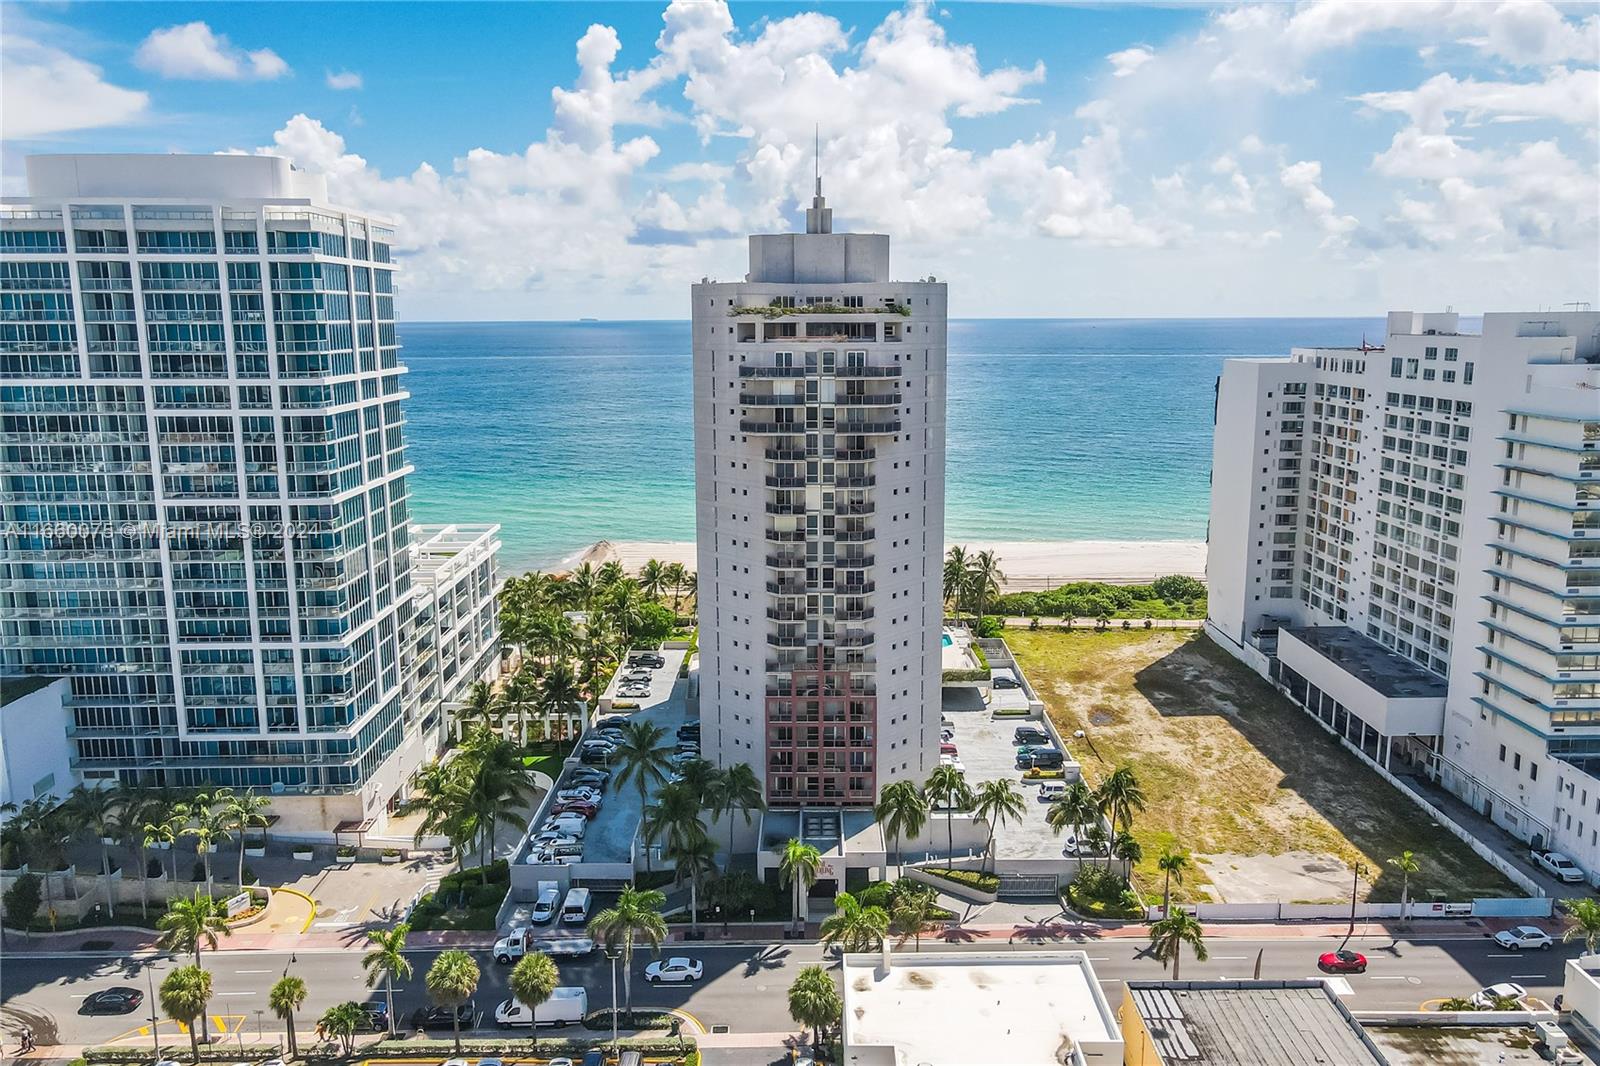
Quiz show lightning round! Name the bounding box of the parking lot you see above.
[942,697,1073,860]
[570,647,691,865]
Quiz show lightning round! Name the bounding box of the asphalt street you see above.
[0,930,1581,1049]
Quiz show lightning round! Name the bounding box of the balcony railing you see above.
[765,475,806,489]
[766,500,808,516]
[765,447,807,461]
[764,529,807,544]
[739,393,808,406]
[766,553,806,569]
[740,419,802,434]
[739,365,809,378]
[836,393,901,406]
[767,608,809,622]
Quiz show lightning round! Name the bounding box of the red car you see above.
[550,801,598,818]
[940,742,958,755]
[1318,949,1367,974]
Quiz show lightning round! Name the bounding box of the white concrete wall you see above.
[0,679,74,807]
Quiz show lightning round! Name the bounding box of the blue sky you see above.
[4,1,1596,319]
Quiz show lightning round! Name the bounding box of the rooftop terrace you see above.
[1283,626,1447,699]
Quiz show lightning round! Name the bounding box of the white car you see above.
[1493,925,1553,950]
[1470,981,1527,1008]
[1532,849,1586,883]
[555,787,601,803]
[643,956,704,984]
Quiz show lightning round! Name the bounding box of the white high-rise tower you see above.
[691,178,947,807]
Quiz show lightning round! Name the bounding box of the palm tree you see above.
[1149,909,1208,979]
[143,801,187,887]
[819,892,889,953]
[570,562,601,612]
[1563,898,1600,956]
[924,765,971,871]
[663,562,689,614]
[362,923,413,1038]
[509,951,559,1050]
[666,834,718,939]
[1082,822,1111,869]
[639,559,668,602]
[66,784,121,917]
[587,887,668,1025]
[223,789,272,891]
[424,950,480,1053]
[779,838,823,936]
[942,546,969,616]
[1387,850,1421,923]
[613,720,672,865]
[1112,831,1143,883]
[537,660,582,743]
[177,789,234,896]
[397,759,474,874]
[115,787,164,918]
[1046,781,1098,844]
[459,680,498,738]
[605,580,650,649]
[501,667,541,746]
[8,797,68,917]
[1157,848,1190,917]
[889,883,940,951]
[874,780,928,878]
[970,778,1025,875]
[787,965,841,1052]
[269,975,307,1058]
[159,965,212,1064]
[157,889,231,969]
[1097,765,1147,835]
[967,549,1005,622]
[707,763,765,869]
[458,728,540,874]
[319,1001,365,1056]
[642,781,712,934]
[597,560,626,589]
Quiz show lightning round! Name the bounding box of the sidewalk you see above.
[8,913,1549,955]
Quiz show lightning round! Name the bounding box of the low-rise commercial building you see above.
[841,948,1122,1066]
[1120,980,1388,1065]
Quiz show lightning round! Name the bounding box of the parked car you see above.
[1532,849,1586,883]
[589,728,625,744]
[555,786,601,803]
[628,652,666,669]
[356,999,390,1031]
[677,722,700,737]
[938,753,965,774]
[579,747,614,766]
[80,987,143,1015]
[1471,982,1527,1008]
[643,957,704,983]
[670,751,699,767]
[992,675,1021,689]
[596,716,631,729]
[1038,781,1066,802]
[1494,926,1554,950]
[1317,950,1367,974]
[939,742,958,755]
[530,883,562,923]
[410,1002,476,1030]
[550,801,599,819]
[1013,726,1050,746]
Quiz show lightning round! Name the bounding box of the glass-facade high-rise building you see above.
[0,154,471,833]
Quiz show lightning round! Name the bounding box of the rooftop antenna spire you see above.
[806,124,832,234]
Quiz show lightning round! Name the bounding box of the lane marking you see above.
[234,969,272,974]
[1486,953,1520,958]
[1368,976,1413,981]
[1210,956,1248,961]
[1511,974,1551,980]
[214,991,258,996]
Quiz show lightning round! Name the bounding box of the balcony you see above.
[765,447,807,461]
[767,607,809,622]
[837,582,875,595]
[766,580,808,596]
[765,500,808,516]
[835,631,875,648]
[766,633,810,649]
[835,365,902,379]
[835,529,874,544]
[740,419,803,434]
[836,502,874,517]
[836,554,875,568]
[739,392,808,406]
[838,419,901,435]
[834,475,875,488]
[765,475,806,489]
[835,448,876,462]
[764,529,807,544]
[767,553,806,569]
[739,365,809,379]
[836,607,875,621]
[836,392,901,407]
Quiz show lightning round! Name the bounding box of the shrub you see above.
[382,847,402,857]
[146,857,164,878]
[336,845,357,859]
[3,873,42,929]
[921,868,999,893]
[1151,575,1206,602]
[941,668,988,683]
[468,883,506,908]
[975,616,1005,638]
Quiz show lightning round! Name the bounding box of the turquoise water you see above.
[941,633,953,647]
[399,317,1391,573]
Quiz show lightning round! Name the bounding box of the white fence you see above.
[1146,897,1550,922]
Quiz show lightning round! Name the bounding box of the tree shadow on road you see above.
[741,945,790,977]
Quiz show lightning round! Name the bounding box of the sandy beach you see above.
[559,538,1206,587]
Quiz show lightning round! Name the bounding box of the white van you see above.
[530,882,561,924]
[561,886,591,924]
[1038,781,1067,802]
[494,986,587,1028]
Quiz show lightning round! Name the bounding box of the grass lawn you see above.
[1007,629,1518,904]
[521,740,574,781]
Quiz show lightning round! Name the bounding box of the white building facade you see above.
[692,182,946,807]
[1207,310,1600,871]
[0,154,498,835]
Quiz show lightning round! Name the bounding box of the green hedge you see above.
[941,668,989,683]
[364,1037,694,1057]
[992,576,1207,620]
[920,868,999,892]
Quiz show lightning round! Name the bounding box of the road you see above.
[0,930,1579,1049]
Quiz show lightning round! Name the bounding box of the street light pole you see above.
[1341,863,1365,949]
[144,960,161,1060]
[606,948,619,1049]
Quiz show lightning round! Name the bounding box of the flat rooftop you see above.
[1,675,59,708]
[1125,981,1387,1065]
[410,523,501,582]
[842,950,1119,1066]
[1283,627,1447,699]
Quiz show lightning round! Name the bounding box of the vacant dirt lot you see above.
[1007,628,1516,904]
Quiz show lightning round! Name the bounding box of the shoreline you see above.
[553,538,1206,587]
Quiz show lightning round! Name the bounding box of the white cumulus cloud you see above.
[135,22,289,81]
[326,70,363,91]
[1,33,149,139]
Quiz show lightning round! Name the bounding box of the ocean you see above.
[398,317,1392,573]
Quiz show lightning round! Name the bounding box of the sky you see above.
[3,0,1596,320]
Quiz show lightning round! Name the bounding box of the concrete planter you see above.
[380,852,402,864]
[292,847,315,861]
[244,846,268,858]
[1,864,28,877]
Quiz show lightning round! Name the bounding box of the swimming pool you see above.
[941,633,953,647]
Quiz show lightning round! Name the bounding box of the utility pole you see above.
[1341,863,1366,950]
